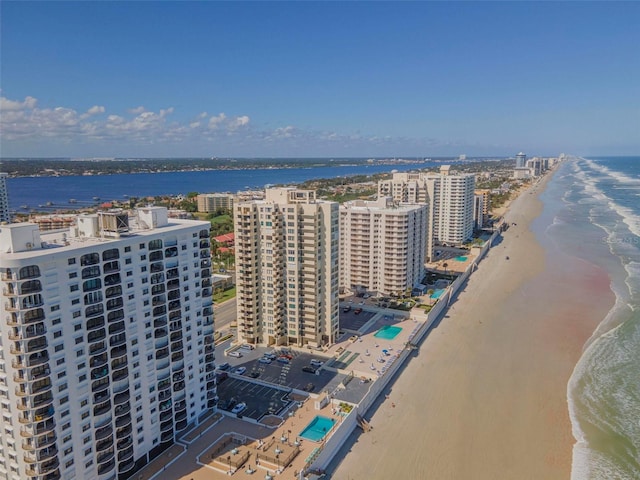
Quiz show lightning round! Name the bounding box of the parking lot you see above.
[339,308,376,333]
[214,375,297,421]
[221,347,338,394]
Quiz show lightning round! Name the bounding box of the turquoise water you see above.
[454,256,468,262]
[374,325,402,340]
[430,289,445,299]
[299,415,336,442]
[541,157,640,480]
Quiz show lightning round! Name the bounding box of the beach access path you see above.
[331,170,615,479]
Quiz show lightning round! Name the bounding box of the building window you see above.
[68,258,76,265]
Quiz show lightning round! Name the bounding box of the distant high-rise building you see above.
[0,173,10,223]
[0,207,215,480]
[197,193,234,213]
[378,166,475,260]
[515,152,527,169]
[234,188,339,348]
[340,197,427,296]
[473,194,485,230]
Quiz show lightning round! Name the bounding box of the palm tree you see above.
[443,262,449,276]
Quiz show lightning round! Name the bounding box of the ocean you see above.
[540,157,640,479]
[5,162,428,213]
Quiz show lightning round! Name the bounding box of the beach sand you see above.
[331,174,615,479]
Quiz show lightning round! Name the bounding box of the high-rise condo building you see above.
[377,166,475,260]
[515,152,527,169]
[0,173,10,223]
[196,193,234,213]
[340,198,427,296]
[234,188,339,348]
[0,207,215,480]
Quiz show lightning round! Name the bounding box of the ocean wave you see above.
[583,158,640,186]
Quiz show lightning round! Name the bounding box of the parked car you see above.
[343,305,351,312]
[354,308,363,314]
[302,366,317,374]
[239,344,255,351]
[310,359,324,367]
[228,351,243,358]
[234,367,247,375]
[249,371,260,378]
[264,352,277,360]
[258,357,272,365]
[277,357,290,364]
[303,383,315,392]
[231,402,247,414]
[217,362,230,371]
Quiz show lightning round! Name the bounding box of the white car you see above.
[234,367,247,375]
[231,402,247,414]
[310,359,324,367]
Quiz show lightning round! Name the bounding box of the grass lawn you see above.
[214,286,236,303]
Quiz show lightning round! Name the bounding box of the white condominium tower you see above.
[0,173,10,223]
[378,166,475,260]
[340,198,427,296]
[0,207,215,480]
[234,188,339,348]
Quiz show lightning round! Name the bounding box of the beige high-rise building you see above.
[378,166,475,260]
[340,197,427,296]
[234,188,339,348]
[196,193,234,213]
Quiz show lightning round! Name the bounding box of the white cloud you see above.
[208,113,227,129]
[0,95,37,111]
[86,105,105,115]
[0,94,460,156]
[230,115,250,129]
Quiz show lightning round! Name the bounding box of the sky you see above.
[1,1,638,158]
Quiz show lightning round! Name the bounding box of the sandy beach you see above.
[331,172,615,479]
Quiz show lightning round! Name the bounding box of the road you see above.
[214,297,237,336]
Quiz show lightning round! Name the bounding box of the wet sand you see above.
[332,173,615,479]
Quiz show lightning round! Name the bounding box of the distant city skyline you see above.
[1,1,638,157]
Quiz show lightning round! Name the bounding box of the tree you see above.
[443,262,449,276]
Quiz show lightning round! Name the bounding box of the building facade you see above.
[0,207,215,480]
[515,152,527,169]
[196,193,234,213]
[339,198,427,296]
[378,166,475,260]
[234,188,339,348]
[0,173,9,223]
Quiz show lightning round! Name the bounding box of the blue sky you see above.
[1,1,638,158]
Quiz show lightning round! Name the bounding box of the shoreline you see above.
[330,167,616,479]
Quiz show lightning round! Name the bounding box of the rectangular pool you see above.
[299,415,336,442]
[374,325,403,340]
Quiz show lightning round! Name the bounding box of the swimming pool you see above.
[299,415,336,442]
[430,289,445,299]
[374,325,403,340]
[454,256,468,262]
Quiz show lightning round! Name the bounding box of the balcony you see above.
[16,378,52,397]
[97,450,115,468]
[115,423,132,439]
[96,436,113,453]
[20,419,55,438]
[156,347,169,360]
[93,399,112,416]
[117,444,134,462]
[95,424,113,441]
[116,436,132,451]
[110,345,127,359]
[108,321,125,335]
[91,378,110,395]
[115,413,131,428]
[97,458,116,475]
[25,457,59,476]
[9,323,46,340]
[112,366,128,382]
[23,445,57,463]
[160,419,173,432]
[22,432,56,451]
[119,457,136,473]
[113,390,130,406]
[90,341,107,357]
